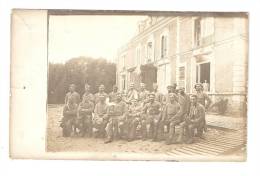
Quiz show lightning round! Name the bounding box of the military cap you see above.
[194,83,203,89]
[148,92,156,97]
[190,94,198,98]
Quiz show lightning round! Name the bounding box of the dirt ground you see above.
[47,104,236,155]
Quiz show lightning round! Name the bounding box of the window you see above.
[147,41,153,63]
[121,75,126,90]
[161,35,167,58]
[194,18,202,47]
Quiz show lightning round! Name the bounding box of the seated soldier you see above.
[60,98,78,137]
[92,95,108,138]
[178,94,206,144]
[104,93,128,143]
[141,93,162,141]
[76,95,94,137]
[158,93,181,144]
[126,98,142,142]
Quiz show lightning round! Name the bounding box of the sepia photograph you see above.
[10,9,248,161]
[44,10,248,161]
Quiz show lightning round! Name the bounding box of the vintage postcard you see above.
[10,9,248,161]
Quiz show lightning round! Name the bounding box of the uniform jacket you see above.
[65,91,80,105]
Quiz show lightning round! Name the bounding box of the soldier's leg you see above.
[152,117,160,141]
[186,124,196,144]
[128,118,138,141]
[156,120,165,141]
[176,121,187,143]
[104,119,113,143]
[141,119,147,140]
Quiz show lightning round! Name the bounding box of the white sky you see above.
[48,15,147,63]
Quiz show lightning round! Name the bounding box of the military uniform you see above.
[138,89,149,105]
[178,103,205,144]
[82,92,95,103]
[65,91,80,105]
[77,100,94,137]
[126,89,139,104]
[142,100,162,140]
[152,91,164,104]
[61,103,78,137]
[125,102,143,141]
[162,102,181,144]
[92,102,108,137]
[94,92,108,104]
[108,91,118,103]
[105,101,128,141]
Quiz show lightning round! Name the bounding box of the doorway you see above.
[196,62,210,91]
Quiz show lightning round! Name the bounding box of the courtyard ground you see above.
[46,104,246,161]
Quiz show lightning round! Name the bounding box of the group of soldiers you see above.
[60,82,212,144]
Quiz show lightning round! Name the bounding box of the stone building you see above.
[116,14,248,116]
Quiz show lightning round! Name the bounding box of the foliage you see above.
[48,56,116,104]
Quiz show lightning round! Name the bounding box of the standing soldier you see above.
[178,87,191,119]
[65,84,80,105]
[125,82,139,104]
[105,93,128,143]
[76,95,94,137]
[60,98,78,137]
[126,98,143,142]
[92,95,108,138]
[108,85,119,103]
[194,83,211,110]
[82,83,95,103]
[178,94,206,144]
[95,84,108,104]
[152,83,164,104]
[194,83,211,134]
[142,93,162,141]
[163,85,174,105]
[138,83,149,106]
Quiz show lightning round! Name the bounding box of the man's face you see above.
[69,85,75,92]
[153,84,158,90]
[195,86,201,92]
[149,95,155,102]
[85,85,90,92]
[131,99,137,106]
[179,88,185,94]
[99,86,105,92]
[190,96,197,105]
[116,95,122,102]
[140,84,145,90]
[167,87,172,93]
[113,87,118,92]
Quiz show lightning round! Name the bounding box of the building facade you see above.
[116,15,248,117]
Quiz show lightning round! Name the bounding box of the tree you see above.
[48,56,116,104]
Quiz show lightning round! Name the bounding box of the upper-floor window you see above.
[161,35,168,58]
[147,41,153,63]
[194,18,202,47]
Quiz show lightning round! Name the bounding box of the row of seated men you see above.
[60,82,211,144]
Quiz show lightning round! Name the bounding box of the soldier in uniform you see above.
[163,85,174,105]
[60,97,78,137]
[152,83,164,104]
[65,84,80,105]
[104,93,128,143]
[108,85,118,103]
[194,83,211,136]
[141,93,162,141]
[178,94,206,144]
[178,87,191,119]
[125,98,143,142]
[92,94,108,138]
[138,82,149,106]
[125,82,139,104]
[161,93,182,144]
[76,95,94,137]
[82,83,95,103]
[94,84,108,105]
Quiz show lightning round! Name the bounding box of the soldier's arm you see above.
[192,106,205,124]
[205,93,212,110]
[162,105,167,121]
[64,94,68,104]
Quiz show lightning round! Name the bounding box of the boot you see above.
[104,137,113,144]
